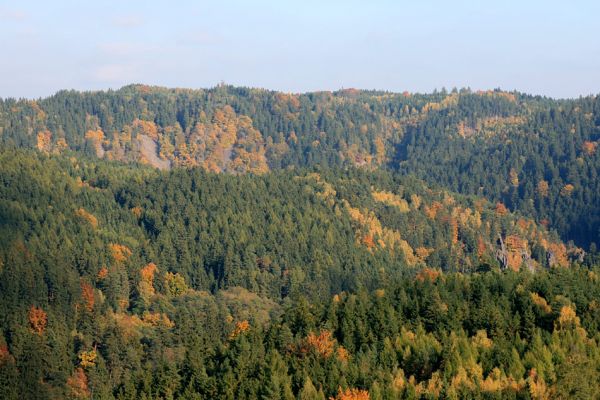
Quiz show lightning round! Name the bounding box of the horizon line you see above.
[1,83,599,102]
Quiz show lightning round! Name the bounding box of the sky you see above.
[1,0,599,99]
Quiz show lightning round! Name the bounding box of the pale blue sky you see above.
[1,0,599,98]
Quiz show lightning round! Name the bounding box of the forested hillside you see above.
[1,85,598,248]
[0,149,577,302]
[1,86,599,399]
[0,149,599,399]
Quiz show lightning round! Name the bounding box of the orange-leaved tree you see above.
[330,387,370,400]
[28,306,47,334]
[66,367,90,399]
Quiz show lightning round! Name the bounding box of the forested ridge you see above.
[1,85,598,248]
[0,84,600,399]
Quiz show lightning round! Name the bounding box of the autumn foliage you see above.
[556,305,581,330]
[1,87,600,398]
[582,140,598,155]
[140,262,158,282]
[78,349,97,368]
[85,129,105,157]
[300,330,336,358]
[450,217,459,245]
[371,190,410,212]
[66,368,90,399]
[505,235,529,271]
[0,344,10,361]
[415,267,442,283]
[537,180,549,197]
[132,119,159,140]
[560,184,574,197]
[97,266,108,280]
[344,200,417,265]
[477,238,487,258]
[36,130,52,152]
[495,202,508,216]
[527,368,550,400]
[139,262,158,304]
[547,242,569,267]
[361,234,376,249]
[162,105,270,174]
[415,247,434,262]
[530,293,552,314]
[142,311,175,328]
[80,281,95,312]
[229,320,251,340]
[28,306,47,334]
[336,346,350,363]
[130,206,143,218]
[75,208,98,229]
[109,243,132,264]
[424,201,443,219]
[330,387,370,400]
[509,168,519,187]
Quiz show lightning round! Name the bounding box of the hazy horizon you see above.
[1,0,599,99]
[2,83,598,102]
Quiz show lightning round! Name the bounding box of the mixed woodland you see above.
[0,86,599,399]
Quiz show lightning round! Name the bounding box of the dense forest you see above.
[1,85,599,399]
[0,149,599,399]
[0,85,598,248]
